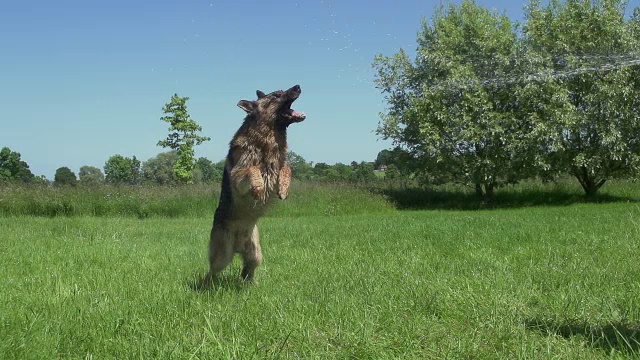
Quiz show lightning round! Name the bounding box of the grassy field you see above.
[1,182,640,358]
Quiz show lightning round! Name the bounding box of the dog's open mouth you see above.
[281,85,306,122]
[282,108,306,122]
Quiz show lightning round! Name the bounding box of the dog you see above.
[204,85,306,285]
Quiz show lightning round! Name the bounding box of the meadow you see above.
[1,181,640,359]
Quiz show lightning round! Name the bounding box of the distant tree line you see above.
[0,146,393,187]
[287,151,380,182]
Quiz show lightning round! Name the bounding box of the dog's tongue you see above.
[288,109,306,119]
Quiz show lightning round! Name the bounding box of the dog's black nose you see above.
[292,85,301,91]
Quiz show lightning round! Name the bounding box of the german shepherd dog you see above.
[203,85,305,285]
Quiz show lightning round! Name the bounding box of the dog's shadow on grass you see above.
[187,272,249,293]
[524,318,640,355]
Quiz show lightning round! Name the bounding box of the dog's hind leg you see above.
[204,226,234,285]
[240,225,262,281]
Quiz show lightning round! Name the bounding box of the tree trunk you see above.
[574,167,606,197]
[475,183,483,198]
[484,183,495,202]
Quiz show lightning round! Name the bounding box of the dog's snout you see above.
[291,85,301,92]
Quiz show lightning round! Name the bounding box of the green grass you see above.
[0,182,396,218]
[2,196,640,358]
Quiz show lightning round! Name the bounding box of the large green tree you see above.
[524,0,640,195]
[374,0,525,199]
[157,94,210,184]
[104,155,141,185]
[0,147,34,183]
[54,167,78,187]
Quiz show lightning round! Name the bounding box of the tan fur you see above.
[203,85,305,285]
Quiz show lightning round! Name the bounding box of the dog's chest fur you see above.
[228,124,288,212]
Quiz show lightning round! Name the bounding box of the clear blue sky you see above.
[1,0,637,179]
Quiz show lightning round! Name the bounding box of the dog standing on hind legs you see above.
[203,85,306,286]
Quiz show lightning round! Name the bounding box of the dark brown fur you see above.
[203,85,305,285]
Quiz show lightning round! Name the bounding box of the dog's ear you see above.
[256,90,266,99]
[237,100,255,113]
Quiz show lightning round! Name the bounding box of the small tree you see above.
[142,151,180,185]
[195,157,224,184]
[78,166,104,187]
[352,162,377,182]
[384,164,401,181]
[374,149,393,170]
[32,175,49,186]
[54,167,78,187]
[334,163,355,180]
[104,154,141,185]
[157,94,210,184]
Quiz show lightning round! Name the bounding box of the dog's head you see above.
[237,85,306,127]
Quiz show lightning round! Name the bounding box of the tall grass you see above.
[0,184,218,218]
[1,178,637,218]
[0,182,397,218]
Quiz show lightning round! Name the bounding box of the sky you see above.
[1,0,638,179]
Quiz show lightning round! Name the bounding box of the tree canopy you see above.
[79,166,104,187]
[104,155,141,185]
[523,0,640,195]
[0,147,35,183]
[374,0,640,197]
[54,167,78,187]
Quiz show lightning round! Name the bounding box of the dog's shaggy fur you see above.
[203,85,305,284]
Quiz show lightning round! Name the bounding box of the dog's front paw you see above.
[251,184,267,203]
[278,187,289,200]
[278,166,291,200]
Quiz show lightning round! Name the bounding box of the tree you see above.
[374,149,393,170]
[384,164,401,181]
[524,0,640,195]
[142,151,179,185]
[104,154,141,185]
[31,175,49,186]
[195,157,224,184]
[78,166,104,187]
[54,167,78,186]
[333,163,355,181]
[157,94,211,184]
[287,151,314,180]
[352,161,377,182]
[0,147,34,183]
[387,147,417,179]
[374,0,528,200]
[374,147,417,180]
[313,163,331,179]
